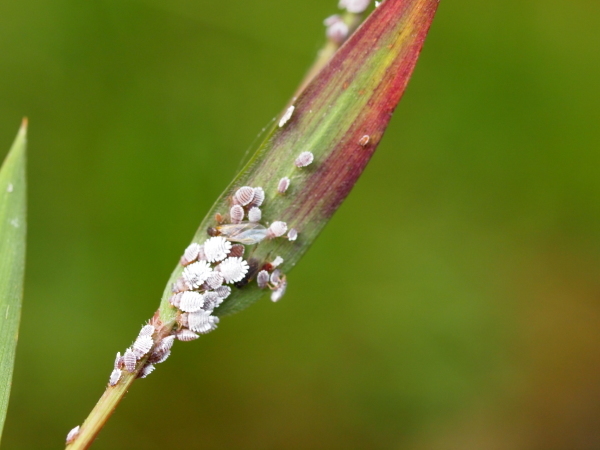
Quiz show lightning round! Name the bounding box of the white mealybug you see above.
[152,349,171,364]
[109,368,122,386]
[257,270,270,289]
[339,0,371,13]
[359,135,370,146]
[230,204,245,224]
[133,335,154,358]
[114,352,123,369]
[279,105,295,128]
[218,257,250,283]
[179,291,205,313]
[215,285,232,300]
[153,335,176,358]
[177,329,200,342]
[248,206,262,223]
[270,269,282,284]
[271,276,288,302]
[271,256,284,268]
[287,228,298,241]
[198,316,219,334]
[228,244,245,258]
[169,292,183,308]
[205,271,224,289]
[188,310,211,332]
[234,186,256,206]
[123,349,137,372]
[324,15,349,44]
[181,242,201,265]
[138,324,155,337]
[172,277,187,293]
[182,260,212,288]
[178,312,189,328]
[295,151,314,168]
[251,187,265,207]
[277,177,291,194]
[267,221,288,238]
[139,364,155,379]
[203,291,223,311]
[66,426,80,444]
[203,236,233,263]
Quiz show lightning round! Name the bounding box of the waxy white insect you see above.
[339,0,371,13]
[138,324,155,337]
[66,426,80,444]
[139,364,155,379]
[205,271,224,289]
[215,285,232,300]
[109,368,122,386]
[270,269,282,284]
[278,177,291,194]
[230,204,245,224]
[271,256,284,268]
[295,151,314,168]
[203,291,222,311]
[234,186,255,206]
[181,243,201,265]
[267,221,288,238]
[177,329,200,342]
[218,257,249,283]
[251,187,265,207]
[114,352,123,369]
[123,349,137,372]
[324,15,349,43]
[170,292,183,308]
[179,291,205,313]
[248,206,262,223]
[188,310,219,334]
[212,222,268,245]
[271,277,288,302]
[152,349,172,364]
[228,244,245,258]
[133,335,154,358]
[153,335,176,358]
[279,105,295,127]
[204,236,233,263]
[178,312,189,328]
[257,270,270,289]
[287,228,298,241]
[172,277,187,293]
[182,260,212,288]
[359,135,370,146]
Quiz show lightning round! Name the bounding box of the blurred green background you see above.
[1,0,599,448]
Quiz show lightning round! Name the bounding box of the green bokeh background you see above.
[1,0,599,448]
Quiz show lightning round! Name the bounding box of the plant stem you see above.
[65,371,137,450]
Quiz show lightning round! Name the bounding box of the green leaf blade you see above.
[0,120,27,441]
[159,0,439,319]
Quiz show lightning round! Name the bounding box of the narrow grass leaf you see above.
[0,120,27,441]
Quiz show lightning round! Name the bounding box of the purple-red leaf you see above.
[160,0,440,318]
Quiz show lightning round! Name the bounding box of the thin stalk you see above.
[64,11,366,450]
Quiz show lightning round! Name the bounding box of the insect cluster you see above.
[83,129,315,447]
[107,322,174,389]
